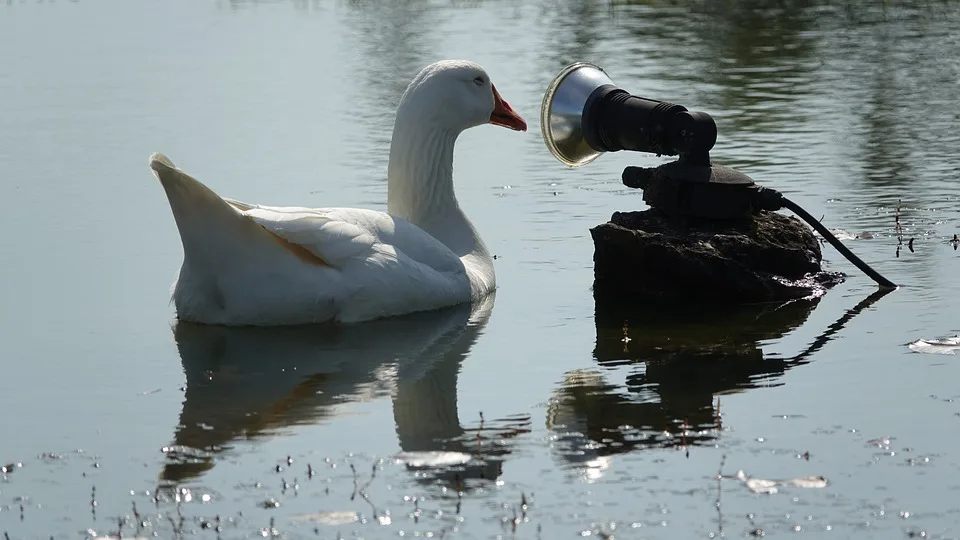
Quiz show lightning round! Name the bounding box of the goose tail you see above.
[149,152,266,267]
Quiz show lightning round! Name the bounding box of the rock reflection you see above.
[159,293,526,492]
[547,289,891,477]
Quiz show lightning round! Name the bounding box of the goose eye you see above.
[473,76,485,86]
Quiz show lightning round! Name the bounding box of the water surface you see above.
[1,0,959,538]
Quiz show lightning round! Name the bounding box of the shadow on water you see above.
[606,1,822,127]
[158,292,529,493]
[218,0,322,10]
[538,0,604,70]
[836,3,960,200]
[858,24,910,196]
[546,288,892,475]
[340,1,444,149]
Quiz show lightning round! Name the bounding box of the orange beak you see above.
[489,83,527,132]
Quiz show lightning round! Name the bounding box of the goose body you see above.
[150,60,526,326]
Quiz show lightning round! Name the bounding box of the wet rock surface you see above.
[590,208,845,304]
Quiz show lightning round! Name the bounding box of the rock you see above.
[590,208,844,304]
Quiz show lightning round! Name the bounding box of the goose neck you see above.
[387,125,460,228]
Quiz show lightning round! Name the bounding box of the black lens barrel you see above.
[581,85,717,159]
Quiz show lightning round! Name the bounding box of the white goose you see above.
[149,60,527,326]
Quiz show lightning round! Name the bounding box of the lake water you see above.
[1,0,959,538]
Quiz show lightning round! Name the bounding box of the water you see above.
[1,0,959,537]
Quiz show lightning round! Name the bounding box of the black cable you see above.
[753,187,898,290]
[782,197,898,290]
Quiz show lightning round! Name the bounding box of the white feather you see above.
[149,60,525,326]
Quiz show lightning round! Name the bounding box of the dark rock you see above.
[590,208,844,304]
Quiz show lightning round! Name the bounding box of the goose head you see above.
[396,60,528,134]
[387,60,527,234]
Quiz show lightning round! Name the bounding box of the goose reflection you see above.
[160,292,526,490]
[547,290,890,479]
